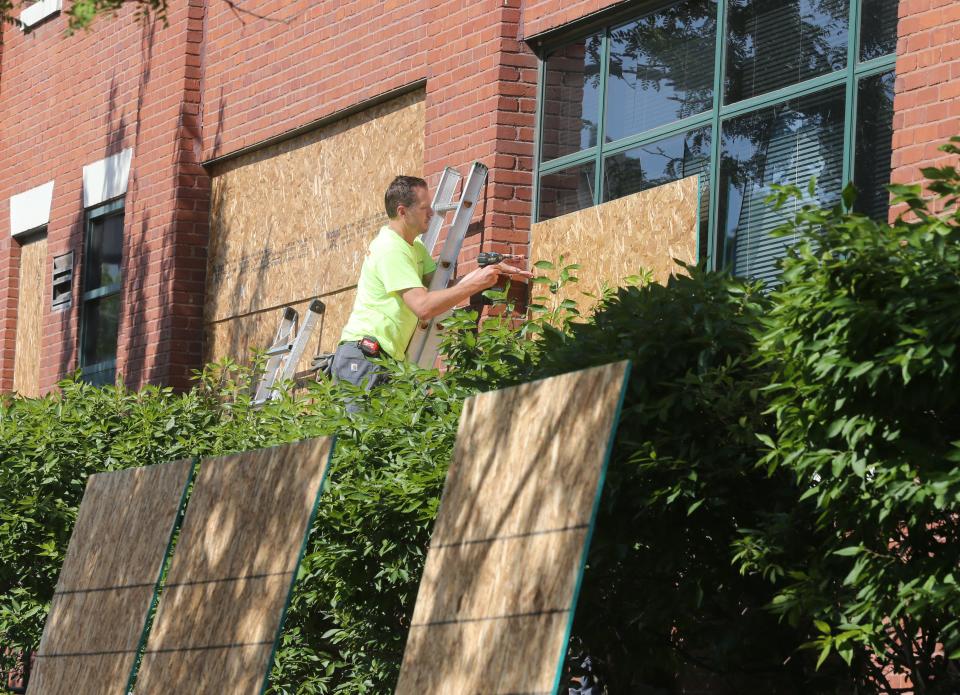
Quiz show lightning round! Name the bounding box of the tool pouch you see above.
[359,336,382,358]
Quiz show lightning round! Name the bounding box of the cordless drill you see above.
[477,251,521,267]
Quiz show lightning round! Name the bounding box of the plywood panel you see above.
[13,233,46,398]
[28,460,193,695]
[206,287,356,369]
[134,437,335,695]
[205,89,425,342]
[531,176,699,315]
[395,361,630,695]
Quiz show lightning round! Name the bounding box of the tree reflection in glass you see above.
[718,87,845,283]
[541,34,603,162]
[604,0,717,143]
[725,0,848,104]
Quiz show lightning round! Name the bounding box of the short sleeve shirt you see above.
[340,226,437,360]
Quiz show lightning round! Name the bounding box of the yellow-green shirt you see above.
[340,226,437,360]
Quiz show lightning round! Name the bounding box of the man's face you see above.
[399,186,433,236]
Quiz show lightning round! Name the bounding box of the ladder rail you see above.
[254,307,298,403]
[406,162,488,367]
[422,167,462,255]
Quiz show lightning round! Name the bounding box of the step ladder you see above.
[253,298,325,404]
[406,161,488,368]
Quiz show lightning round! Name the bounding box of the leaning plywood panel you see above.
[28,460,193,695]
[395,361,631,695]
[13,233,46,398]
[205,89,425,365]
[531,175,699,314]
[134,437,335,695]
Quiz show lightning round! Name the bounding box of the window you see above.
[80,199,123,386]
[535,0,898,284]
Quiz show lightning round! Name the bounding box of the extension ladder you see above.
[406,161,488,367]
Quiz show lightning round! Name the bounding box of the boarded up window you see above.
[206,89,426,372]
[13,232,47,397]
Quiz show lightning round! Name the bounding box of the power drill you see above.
[477,251,521,267]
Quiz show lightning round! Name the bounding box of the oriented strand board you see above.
[395,361,631,695]
[13,233,46,398]
[134,437,335,695]
[206,287,357,373]
[531,176,699,314]
[205,89,425,368]
[28,460,194,695]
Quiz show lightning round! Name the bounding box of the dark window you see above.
[80,199,124,386]
[604,127,712,200]
[853,71,895,220]
[538,162,597,221]
[604,0,717,142]
[860,0,900,61]
[541,34,603,162]
[725,0,849,104]
[718,88,845,283]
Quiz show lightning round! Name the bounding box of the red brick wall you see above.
[423,0,538,280]
[0,5,145,391]
[520,0,628,39]
[201,0,430,159]
[890,0,960,192]
[0,2,214,391]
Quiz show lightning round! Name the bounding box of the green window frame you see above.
[533,0,898,273]
[79,197,124,386]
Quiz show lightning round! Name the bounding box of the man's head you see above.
[385,175,432,236]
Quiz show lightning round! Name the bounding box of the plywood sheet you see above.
[395,361,630,695]
[13,233,46,398]
[531,176,699,315]
[28,460,193,695]
[205,88,425,333]
[134,437,335,695]
[206,287,356,370]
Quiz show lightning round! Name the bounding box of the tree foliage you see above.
[738,138,960,692]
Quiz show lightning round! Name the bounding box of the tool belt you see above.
[339,336,386,359]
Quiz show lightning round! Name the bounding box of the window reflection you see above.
[85,212,123,291]
[854,71,895,220]
[539,162,597,221]
[604,127,711,199]
[859,0,899,61]
[542,35,603,162]
[719,88,845,283]
[725,0,848,104]
[604,0,717,142]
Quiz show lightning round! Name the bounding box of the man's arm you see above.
[401,262,532,321]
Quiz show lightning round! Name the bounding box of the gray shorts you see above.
[331,342,390,392]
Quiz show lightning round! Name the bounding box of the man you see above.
[333,175,531,391]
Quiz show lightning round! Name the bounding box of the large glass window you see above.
[80,199,124,386]
[535,0,898,283]
[604,0,717,141]
[724,0,849,104]
[718,88,845,282]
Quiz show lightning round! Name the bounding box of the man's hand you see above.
[459,261,534,292]
[401,258,534,321]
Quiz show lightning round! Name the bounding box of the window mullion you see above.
[842,0,864,195]
[533,56,546,223]
[706,0,729,271]
[538,148,599,175]
[602,113,715,158]
[594,30,611,205]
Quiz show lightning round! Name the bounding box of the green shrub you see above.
[740,140,960,691]
[519,267,849,692]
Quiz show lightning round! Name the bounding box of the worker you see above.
[332,175,532,393]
